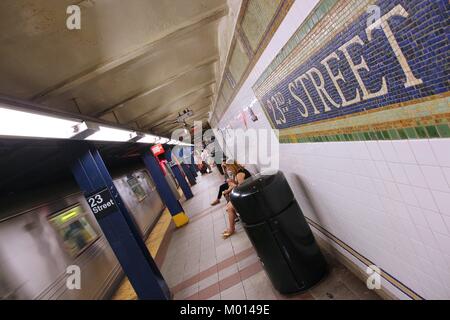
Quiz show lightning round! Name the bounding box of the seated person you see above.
[221,162,252,238]
[211,160,231,206]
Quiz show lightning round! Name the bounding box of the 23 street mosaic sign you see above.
[253,0,449,141]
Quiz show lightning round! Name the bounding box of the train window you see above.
[49,205,98,257]
[126,175,147,202]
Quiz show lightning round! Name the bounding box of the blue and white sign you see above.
[256,0,449,130]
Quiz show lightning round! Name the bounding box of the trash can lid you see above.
[233,170,280,196]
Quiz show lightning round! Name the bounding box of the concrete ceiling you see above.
[0,0,229,137]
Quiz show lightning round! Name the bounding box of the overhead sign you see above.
[85,188,118,219]
[151,144,165,156]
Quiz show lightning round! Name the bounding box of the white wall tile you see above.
[443,167,450,188]
[365,141,384,161]
[392,140,417,164]
[376,161,394,181]
[410,239,429,258]
[383,181,403,201]
[432,190,450,216]
[403,164,428,188]
[362,159,380,178]
[388,163,410,184]
[352,159,366,176]
[429,139,450,167]
[421,166,450,192]
[399,216,420,241]
[423,210,449,235]
[442,215,450,236]
[444,254,450,270]
[381,197,396,216]
[433,232,450,255]
[408,205,430,228]
[392,200,413,221]
[416,255,438,278]
[426,245,448,270]
[416,225,439,249]
[412,187,439,212]
[350,141,371,160]
[435,267,450,298]
[378,141,399,162]
[373,178,389,197]
[409,140,439,166]
[415,269,448,299]
[354,175,375,194]
[397,184,419,207]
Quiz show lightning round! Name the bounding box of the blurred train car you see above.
[0,168,165,300]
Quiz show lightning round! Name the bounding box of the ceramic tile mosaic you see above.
[253,0,450,143]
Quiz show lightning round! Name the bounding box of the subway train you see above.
[0,166,177,300]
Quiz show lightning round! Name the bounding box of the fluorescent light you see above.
[156,137,170,144]
[167,139,177,145]
[137,134,159,144]
[0,106,81,139]
[85,126,135,142]
[70,121,99,139]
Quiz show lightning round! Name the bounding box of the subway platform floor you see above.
[159,169,382,300]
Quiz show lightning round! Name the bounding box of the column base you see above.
[172,212,189,228]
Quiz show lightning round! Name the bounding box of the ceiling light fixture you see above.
[155,137,170,144]
[85,126,135,142]
[70,121,99,139]
[0,105,82,139]
[137,134,159,144]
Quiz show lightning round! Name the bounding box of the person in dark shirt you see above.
[221,162,252,238]
[211,160,230,206]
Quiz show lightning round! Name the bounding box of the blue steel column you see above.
[71,147,170,300]
[175,145,196,185]
[166,151,193,200]
[181,163,197,186]
[189,163,198,177]
[142,151,189,227]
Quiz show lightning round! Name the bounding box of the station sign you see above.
[151,144,165,156]
[85,188,119,219]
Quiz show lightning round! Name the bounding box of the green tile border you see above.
[284,124,450,144]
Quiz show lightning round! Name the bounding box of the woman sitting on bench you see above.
[221,162,252,238]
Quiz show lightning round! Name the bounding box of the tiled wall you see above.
[215,0,450,299]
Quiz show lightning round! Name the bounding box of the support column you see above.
[166,151,193,200]
[181,163,197,186]
[142,151,189,228]
[71,147,170,300]
[189,163,198,177]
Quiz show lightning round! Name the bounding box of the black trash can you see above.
[230,170,327,294]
